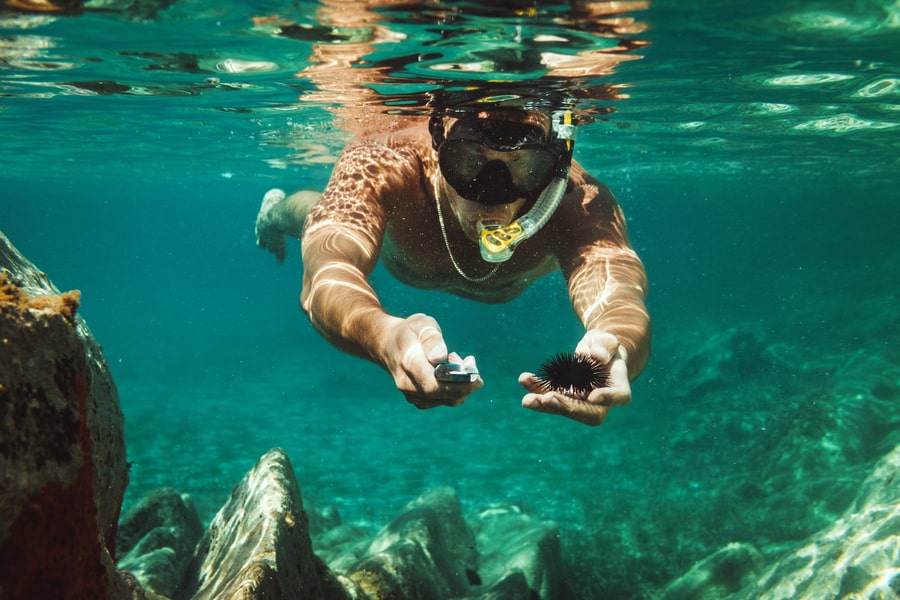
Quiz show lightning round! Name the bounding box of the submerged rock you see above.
[145,446,562,600]
[667,324,768,398]
[0,232,136,598]
[661,443,900,600]
[730,442,900,600]
[469,504,563,600]
[320,487,562,599]
[175,447,345,600]
[117,488,204,598]
[660,542,766,600]
[343,486,479,598]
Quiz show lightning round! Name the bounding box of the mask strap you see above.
[551,110,576,176]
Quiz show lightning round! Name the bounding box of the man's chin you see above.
[462,224,482,243]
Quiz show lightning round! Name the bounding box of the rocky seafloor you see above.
[3,228,900,599]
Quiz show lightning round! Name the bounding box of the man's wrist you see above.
[368,313,405,368]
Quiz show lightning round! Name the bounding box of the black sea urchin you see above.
[535,352,610,395]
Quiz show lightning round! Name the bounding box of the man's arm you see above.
[299,143,482,407]
[565,236,651,380]
[560,173,650,377]
[520,169,650,425]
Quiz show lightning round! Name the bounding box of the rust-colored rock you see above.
[0,232,134,598]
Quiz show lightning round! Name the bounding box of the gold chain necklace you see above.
[432,173,499,283]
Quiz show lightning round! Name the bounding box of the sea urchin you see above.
[534,352,610,395]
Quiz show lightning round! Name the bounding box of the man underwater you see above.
[255,106,651,426]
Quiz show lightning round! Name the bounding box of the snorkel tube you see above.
[479,110,577,263]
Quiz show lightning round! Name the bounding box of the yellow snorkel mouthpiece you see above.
[480,222,524,255]
[478,176,568,263]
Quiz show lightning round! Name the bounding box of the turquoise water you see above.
[2,0,899,597]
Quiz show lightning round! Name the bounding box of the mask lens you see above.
[469,119,547,150]
[439,140,557,204]
[439,140,487,184]
[504,147,556,193]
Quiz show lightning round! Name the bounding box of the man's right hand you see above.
[380,313,483,409]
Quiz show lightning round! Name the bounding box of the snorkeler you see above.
[255,107,651,426]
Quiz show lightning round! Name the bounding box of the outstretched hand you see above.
[381,313,483,409]
[519,330,631,426]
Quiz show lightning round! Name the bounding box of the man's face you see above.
[436,110,556,241]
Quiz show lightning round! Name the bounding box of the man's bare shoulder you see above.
[557,162,618,216]
[546,161,630,262]
[317,117,436,230]
[343,116,434,158]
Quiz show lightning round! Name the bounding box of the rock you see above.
[117,488,204,598]
[176,447,346,600]
[729,443,900,600]
[469,571,533,600]
[145,445,565,600]
[343,486,479,598]
[313,488,563,599]
[468,504,563,600]
[659,542,766,600]
[667,324,768,398]
[307,502,343,537]
[0,232,135,598]
[347,537,463,599]
[313,523,371,572]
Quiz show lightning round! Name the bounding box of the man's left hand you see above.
[519,330,631,426]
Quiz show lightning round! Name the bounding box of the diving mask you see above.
[437,118,558,205]
[439,141,557,206]
[431,109,577,262]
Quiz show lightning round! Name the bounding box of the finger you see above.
[406,396,447,410]
[406,379,479,409]
[575,330,619,363]
[518,372,548,394]
[588,358,631,406]
[417,325,448,363]
[405,392,441,410]
[398,338,431,382]
[590,385,630,407]
[434,387,468,407]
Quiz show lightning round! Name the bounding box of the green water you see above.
[2,0,899,597]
